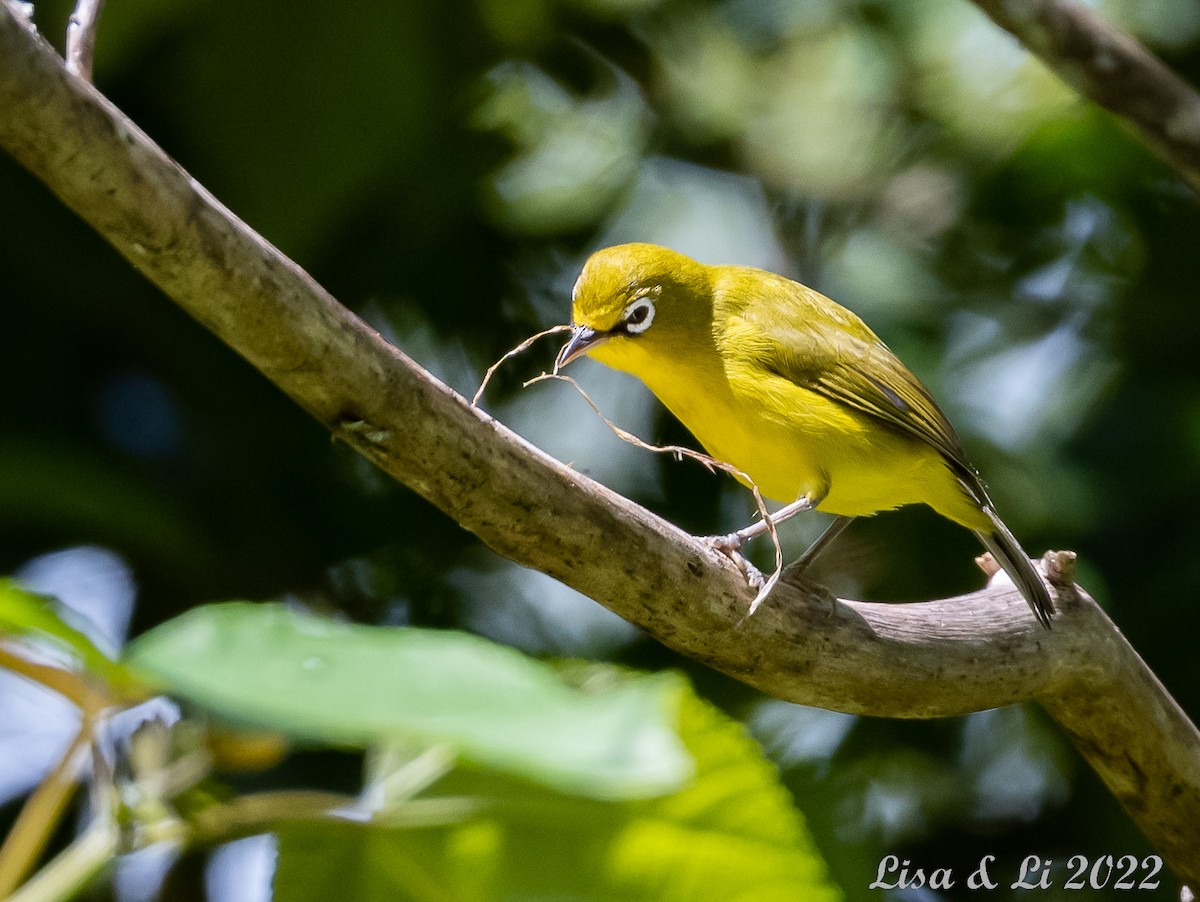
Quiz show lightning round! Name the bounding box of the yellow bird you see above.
[555,243,1054,628]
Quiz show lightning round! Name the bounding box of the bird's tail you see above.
[972,508,1054,629]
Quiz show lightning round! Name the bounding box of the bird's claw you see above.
[706,531,744,555]
[703,534,765,590]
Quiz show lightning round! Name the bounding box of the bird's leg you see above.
[709,495,816,553]
[704,495,818,589]
[720,548,765,593]
[786,515,854,574]
[779,515,854,618]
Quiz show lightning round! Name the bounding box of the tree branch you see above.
[65,0,105,82]
[967,0,1200,190]
[0,2,1197,887]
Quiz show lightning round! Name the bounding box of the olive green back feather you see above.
[715,268,990,503]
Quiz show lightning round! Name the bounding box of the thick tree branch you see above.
[968,0,1200,190]
[0,3,1197,887]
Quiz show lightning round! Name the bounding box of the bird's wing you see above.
[720,275,977,481]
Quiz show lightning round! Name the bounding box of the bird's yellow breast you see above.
[590,332,982,527]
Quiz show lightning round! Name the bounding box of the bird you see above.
[554,242,1054,628]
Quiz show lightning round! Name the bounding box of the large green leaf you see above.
[0,579,128,686]
[125,602,690,799]
[274,685,842,901]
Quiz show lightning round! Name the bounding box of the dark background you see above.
[3,0,1198,897]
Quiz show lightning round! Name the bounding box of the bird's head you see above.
[556,243,713,375]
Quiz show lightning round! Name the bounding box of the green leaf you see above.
[0,579,127,685]
[274,682,842,902]
[125,602,690,799]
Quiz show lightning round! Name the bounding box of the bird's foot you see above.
[707,528,754,555]
[703,533,765,591]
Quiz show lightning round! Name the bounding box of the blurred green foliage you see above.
[4,0,1200,897]
[0,595,839,901]
[128,603,695,799]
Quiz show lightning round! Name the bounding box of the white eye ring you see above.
[622,297,655,334]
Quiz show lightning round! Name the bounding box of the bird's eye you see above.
[623,298,655,334]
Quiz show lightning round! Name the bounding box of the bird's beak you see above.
[555,325,607,371]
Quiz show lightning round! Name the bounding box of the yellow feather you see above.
[564,242,1054,627]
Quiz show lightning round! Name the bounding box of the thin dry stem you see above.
[475,326,785,610]
[526,371,784,612]
[471,324,572,406]
[0,642,109,713]
[0,716,93,897]
[189,790,356,843]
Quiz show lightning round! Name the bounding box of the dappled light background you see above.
[3,0,1200,897]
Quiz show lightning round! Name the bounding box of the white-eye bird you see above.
[556,243,1053,628]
